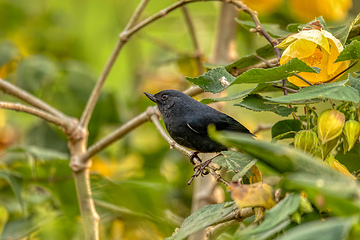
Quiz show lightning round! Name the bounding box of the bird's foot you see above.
[189,151,200,165]
[187,159,212,185]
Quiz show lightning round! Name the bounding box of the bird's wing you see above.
[187,112,252,135]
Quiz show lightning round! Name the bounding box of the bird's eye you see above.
[162,94,168,100]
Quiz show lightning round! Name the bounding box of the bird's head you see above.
[144,90,187,112]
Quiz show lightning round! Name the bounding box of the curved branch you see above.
[182,6,204,75]
[0,101,68,127]
[79,0,151,128]
[79,0,211,128]
[0,78,66,118]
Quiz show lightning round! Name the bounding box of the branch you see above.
[79,0,150,128]
[0,101,68,127]
[0,78,66,118]
[226,0,280,59]
[206,207,254,239]
[182,6,204,75]
[79,0,211,128]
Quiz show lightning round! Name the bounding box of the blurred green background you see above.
[0,0,359,239]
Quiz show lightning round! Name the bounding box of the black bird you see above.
[144,90,252,156]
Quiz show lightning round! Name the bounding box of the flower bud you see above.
[343,120,360,152]
[317,109,345,143]
[294,130,318,154]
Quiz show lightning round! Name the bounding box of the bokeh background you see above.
[0,0,359,239]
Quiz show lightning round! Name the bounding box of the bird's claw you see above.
[187,159,212,185]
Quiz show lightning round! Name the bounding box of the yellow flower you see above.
[277,29,350,87]
[242,0,283,15]
[289,0,352,22]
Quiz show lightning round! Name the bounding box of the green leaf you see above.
[231,58,317,85]
[336,40,360,62]
[349,74,360,95]
[8,145,69,161]
[235,94,294,117]
[276,217,354,240]
[165,202,235,240]
[210,131,350,177]
[236,193,301,240]
[210,132,360,215]
[236,19,290,38]
[0,170,24,214]
[186,67,235,93]
[200,83,284,104]
[282,173,360,216]
[0,40,20,67]
[201,88,255,104]
[224,45,276,71]
[17,55,58,94]
[329,13,360,45]
[187,59,316,94]
[213,151,256,177]
[267,80,360,103]
[271,119,303,140]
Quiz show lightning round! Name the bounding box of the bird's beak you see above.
[144,92,157,103]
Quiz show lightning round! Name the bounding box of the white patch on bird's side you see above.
[187,123,200,134]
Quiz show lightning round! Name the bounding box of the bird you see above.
[144,90,252,159]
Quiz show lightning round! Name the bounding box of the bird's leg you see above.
[187,153,223,185]
[193,153,222,173]
[189,151,200,165]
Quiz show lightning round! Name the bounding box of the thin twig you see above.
[206,207,254,239]
[226,0,280,59]
[231,58,278,76]
[79,0,211,128]
[323,60,359,83]
[0,78,66,118]
[182,6,204,75]
[79,0,151,128]
[254,55,277,67]
[271,84,300,93]
[80,110,150,163]
[293,73,313,86]
[0,101,68,127]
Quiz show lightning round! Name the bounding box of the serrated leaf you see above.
[201,88,254,104]
[349,74,360,95]
[213,151,256,176]
[271,119,303,140]
[236,19,290,38]
[231,58,317,85]
[335,40,360,62]
[0,170,24,214]
[165,202,235,240]
[235,94,294,117]
[186,67,235,93]
[236,193,301,240]
[201,82,288,104]
[225,45,276,71]
[276,217,354,240]
[267,80,360,103]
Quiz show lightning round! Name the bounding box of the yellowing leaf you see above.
[229,182,276,209]
[249,165,262,184]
